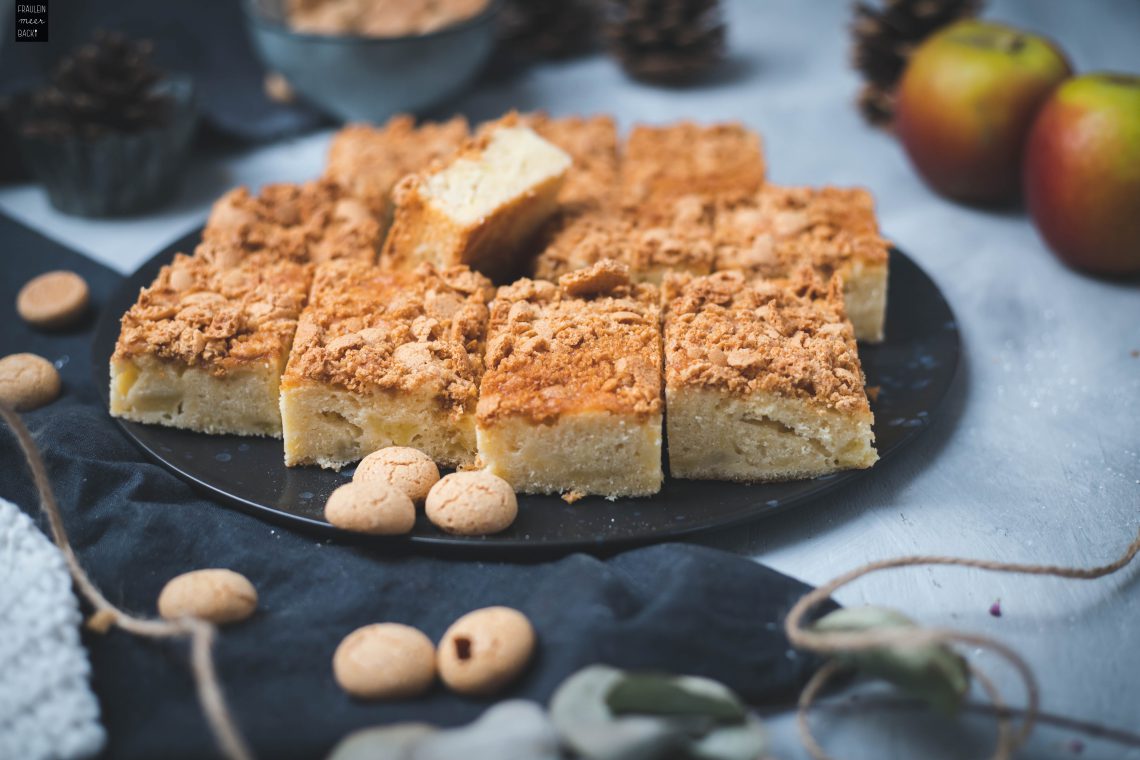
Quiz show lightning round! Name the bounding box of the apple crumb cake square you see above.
[476,260,664,498]
[279,259,494,469]
[620,121,766,209]
[323,115,470,218]
[110,250,311,437]
[531,195,716,284]
[380,115,572,281]
[202,179,383,266]
[662,269,878,482]
[715,185,890,342]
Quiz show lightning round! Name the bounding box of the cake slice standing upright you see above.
[477,260,664,498]
[381,115,572,281]
[663,269,878,481]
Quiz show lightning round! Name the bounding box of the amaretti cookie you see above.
[323,115,470,218]
[620,121,765,209]
[715,185,890,342]
[110,249,310,437]
[662,269,878,482]
[279,259,493,469]
[202,179,382,265]
[476,261,664,498]
[381,116,572,281]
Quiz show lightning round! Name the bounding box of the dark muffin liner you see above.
[15,76,198,217]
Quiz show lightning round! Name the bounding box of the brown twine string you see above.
[0,404,254,760]
[785,526,1140,760]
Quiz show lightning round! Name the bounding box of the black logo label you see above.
[15,2,49,42]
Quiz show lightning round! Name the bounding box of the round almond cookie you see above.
[324,481,416,534]
[157,569,258,625]
[438,606,536,696]
[17,271,90,329]
[424,471,517,536]
[0,353,61,411]
[333,623,436,699]
[353,446,440,504]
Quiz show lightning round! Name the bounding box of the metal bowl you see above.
[243,0,498,123]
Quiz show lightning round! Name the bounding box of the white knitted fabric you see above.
[0,498,105,760]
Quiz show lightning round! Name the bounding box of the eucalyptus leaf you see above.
[417,700,561,760]
[551,666,689,760]
[607,673,747,723]
[811,606,971,715]
[326,724,437,760]
[551,665,767,760]
[689,714,768,760]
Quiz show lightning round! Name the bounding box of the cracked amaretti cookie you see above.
[662,269,878,481]
[323,115,470,218]
[715,185,890,342]
[202,179,383,265]
[476,261,664,498]
[110,249,310,437]
[280,259,493,469]
[620,121,766,209]
[381,115,572,281]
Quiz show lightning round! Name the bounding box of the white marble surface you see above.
[2,1,1138,757]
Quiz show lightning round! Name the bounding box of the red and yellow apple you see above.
[895,20,1072,206]
[1024,73,1140,276]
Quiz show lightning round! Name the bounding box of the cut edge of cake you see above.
[476,260,664,498]
[662,268,877,482]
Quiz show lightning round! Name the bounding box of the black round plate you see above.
[93,231,959,553]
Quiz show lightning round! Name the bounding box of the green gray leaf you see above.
[607,673,747,723]
[811,606,971,715]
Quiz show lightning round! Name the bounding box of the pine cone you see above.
[499,0,599,59]
[22,30,172,140]
[851,0,984,127]
[603,0,726,84]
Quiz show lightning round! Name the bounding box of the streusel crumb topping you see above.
[113,252,310,375]
[715,185,889,276]
[324,115,469,215]
[663,269,870,414]
[202,179,382,265]
[284,260,494,413]
[478,267,663,425]
[621,122,765,207]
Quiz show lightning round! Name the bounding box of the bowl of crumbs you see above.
[244,0,498,122]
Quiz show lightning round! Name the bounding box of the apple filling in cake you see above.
[110,251,311,437]
[715,185,890,342]
[381,115,572,280]
[663,269,878,481]
[279,260,494,469]
[476,261,664,498]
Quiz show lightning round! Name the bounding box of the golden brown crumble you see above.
[621,122,765,208]
[663,269,870,414]
[522,113,619,206]
[478,271,662,425]
[558,258,631,297]
[532,195,715,281]
[202,179,382,265]
[287,0,488,37]
[283,260,494,414]
[324,115,469,216]
[113,252,310,375]
[715,185,889,277]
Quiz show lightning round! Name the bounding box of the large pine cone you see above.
[603,0,726,84]
[851,0,984,126]
[22,30,172,140]
[499,0,600,59]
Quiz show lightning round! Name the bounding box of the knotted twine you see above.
[5,401,1139,760]
[785,528,1140,760]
